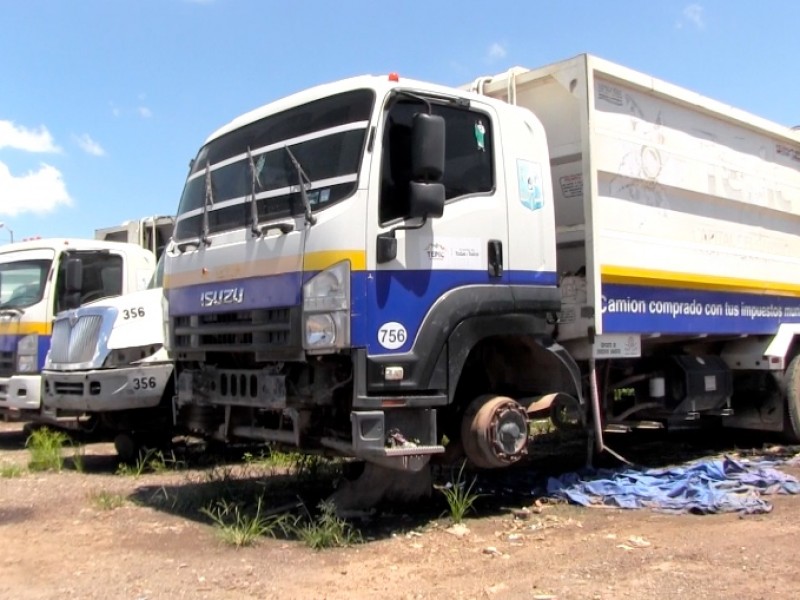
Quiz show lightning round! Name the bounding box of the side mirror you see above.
[376,231,397,264]
[62,257,83,310]
[409,113,445,219]
[64,257,83,294]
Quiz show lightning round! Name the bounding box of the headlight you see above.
[302,261,350,353]
[17,334,39,372]
[17,355,37,373]
[17,334,39,356]
[305,314,336,347]
[304,261,349,312]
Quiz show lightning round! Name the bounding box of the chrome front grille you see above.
[49,315,104,365]
[172,307,299,357]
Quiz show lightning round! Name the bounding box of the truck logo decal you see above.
[200,287,245,308]
[517,159,544,211]
[425,243,446,260]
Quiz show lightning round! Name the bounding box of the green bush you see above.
[26,427,69,472]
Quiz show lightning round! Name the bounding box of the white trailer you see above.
[471,54,800,444]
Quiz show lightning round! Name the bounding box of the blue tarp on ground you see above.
[546,456,800,514]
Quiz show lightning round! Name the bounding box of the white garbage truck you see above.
[162,54,800,492]
[0,238,156,421]
[41,255,173,458]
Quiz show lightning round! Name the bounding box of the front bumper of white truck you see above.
[0,374,42,414]
[42,363,173,413]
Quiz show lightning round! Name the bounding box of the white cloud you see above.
[0,161,72,216]
[73,133,105,157]
[110,101,152,119]
[487,42,507,61]
[0,120,60,153]
[680,4,705,30]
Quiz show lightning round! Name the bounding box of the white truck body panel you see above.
[475,54,800,345]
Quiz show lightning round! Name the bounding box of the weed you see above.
[436,462,482,524]
[69,443,86,473]
[90,490,126,510]
[530,418,555,436]
[26,427,70,472]
[293,500,362,550]
[116,448,181,477]
[200,497,291,548]
[0,463,24,478]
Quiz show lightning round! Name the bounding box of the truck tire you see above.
[784,355,800,443]
[461,394,529,469]
[114,433,140,464]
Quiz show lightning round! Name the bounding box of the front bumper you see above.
[0,374,42,412]
[42,363,173,412]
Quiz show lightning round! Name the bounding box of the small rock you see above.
[485,582,508,595]
[627,535,651,548]
[445,524,470,538]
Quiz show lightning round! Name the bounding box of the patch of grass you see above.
[90,490,126,510]
[436,462,482,524]
[116,448,183,477]
[200,497,292,548]
[243,448,301,471]
[69,443,86,473]
[293,500,362,550]
[530,418,555,436]
[26,427,70,472]
[0,462,24,478]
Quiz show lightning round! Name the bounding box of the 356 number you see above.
[131,376,157,390]
[123,307,145,320]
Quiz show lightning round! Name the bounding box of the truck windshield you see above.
[148,254,164,290]
[174,89,375,241]
[0,259,51,309]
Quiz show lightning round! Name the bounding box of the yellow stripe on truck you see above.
[0,321,52,335]
[601,265,800,297]
[303,250,366,272]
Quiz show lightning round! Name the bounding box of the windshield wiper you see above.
[284,145,317,226]
[247,148,295,238]
[247,147,262,237]
[0,306,24,316]
[200,162,214,246]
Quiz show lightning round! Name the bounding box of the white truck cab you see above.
[42,257,172,454]
[0,238,155,419]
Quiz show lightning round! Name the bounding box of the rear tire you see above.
[114,433,139,463]
[783,355,800,443]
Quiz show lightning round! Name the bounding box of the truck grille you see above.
[49,315,104,365]
[0,350,14,378]
[172,307,299,356]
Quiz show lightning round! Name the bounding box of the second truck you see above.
[162,55,800,491]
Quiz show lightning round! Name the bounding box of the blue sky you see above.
[1,0,799,243]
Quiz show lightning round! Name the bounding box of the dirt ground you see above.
[2,420,800,600]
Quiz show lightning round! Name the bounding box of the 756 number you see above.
[377,322,408,350]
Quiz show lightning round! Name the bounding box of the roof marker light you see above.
[388,73,399,82]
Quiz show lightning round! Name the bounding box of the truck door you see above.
[366,94,508,358]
